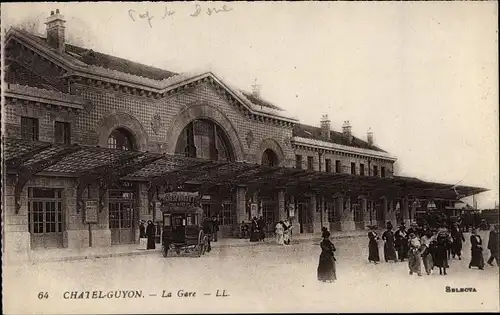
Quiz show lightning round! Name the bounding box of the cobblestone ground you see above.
[3,231,499,314]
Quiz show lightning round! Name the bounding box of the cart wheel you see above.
[162,244,168,257]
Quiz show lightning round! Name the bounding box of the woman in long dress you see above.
[368,226,380,264]
[250,217,260,242]
[317,231,337,282]
[382,222,397,262]
[408,233,422,276]
[146,220,156,250]
[469,228,485,270]
[420,230,435,275]
[275,221,285,245]
[434,228,452,275]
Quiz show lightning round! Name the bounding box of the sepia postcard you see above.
[1,1,499,314]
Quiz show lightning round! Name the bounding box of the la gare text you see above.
[63,289,229,299]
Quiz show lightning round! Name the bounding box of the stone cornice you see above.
[4,84,84,110]
[292,136,397,161]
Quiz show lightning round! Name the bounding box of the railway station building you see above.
[2,10,487,257]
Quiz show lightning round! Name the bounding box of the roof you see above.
[31,35,179,81]
[293,123,386,153]
[239,90,284,111]
[3,137,489,201]
[5,60,61,91]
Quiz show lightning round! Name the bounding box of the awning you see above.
[3,138,488,202]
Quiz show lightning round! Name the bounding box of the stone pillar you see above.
[308,194,320,234]
[340,196,355,231]
[362,198,370,229]
[387,199,397,229]
[4,179,31,263]
[235,186,247,224]
[277,190,286,221]
[401,197,410,228]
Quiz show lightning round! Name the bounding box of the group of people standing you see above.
[275,219,293,245]
[367,221,499,277]
[249,216,267,242]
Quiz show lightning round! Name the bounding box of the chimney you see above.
[367,128,374,146]
[320,114,331,140]
[45,9,66,53]
[251,78,261,98]
[342,120,352,142]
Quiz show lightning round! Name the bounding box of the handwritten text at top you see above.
[128,4,233,28]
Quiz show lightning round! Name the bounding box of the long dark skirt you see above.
[433,245,449,268]
[147,235,156,249]
[317,253,336,281]
[469,248,485,268]
[408,249,422,275]
[259,228,266,241]
[384,242,397,262]
[368,240,380,262]
[250,229,260,242]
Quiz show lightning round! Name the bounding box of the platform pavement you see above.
[6,229,370,264]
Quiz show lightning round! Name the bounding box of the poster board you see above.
[84,200,98,223]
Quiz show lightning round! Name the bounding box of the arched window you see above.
[108,128,134,151]
[261,149,278,167]
[175,119,234,161]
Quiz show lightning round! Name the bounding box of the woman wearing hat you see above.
[469,227,485,270]
[382,221,397,263]
[434,227,452,275]
[317,230,337,282]
[368,225,380,264]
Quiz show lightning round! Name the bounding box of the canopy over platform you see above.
[3,138,489,201]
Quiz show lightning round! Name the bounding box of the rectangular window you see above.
[295,155,303,169]
[307,156,314,170]
[360,163,365,176]
[351,162,356,175]
[21,117,39,141]
[28,188,63,234]
[373,165,379,177]
[381,166,386,178]
[335,160,341,173]
[325,159,332,173]
[221,203,234,226]
[55,121,71,144]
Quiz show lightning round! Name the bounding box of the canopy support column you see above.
[340,196,355,232]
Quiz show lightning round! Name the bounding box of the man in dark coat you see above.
[394,224,409,261]
[257,216,266,241]
[450,222,466,260]
[139,221,146,238]
[487,224,499,267]
[146,220,156,250]
[211,216,219,242]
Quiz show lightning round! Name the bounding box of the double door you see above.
[109,201,135,244]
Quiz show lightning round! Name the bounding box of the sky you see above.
[2,2,498,208]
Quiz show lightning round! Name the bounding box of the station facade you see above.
[2,10,484,257]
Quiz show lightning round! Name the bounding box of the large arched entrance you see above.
[107,128,139,245]
[174,119,236,237]
[261,149,278,167]
[174,119,235,162]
